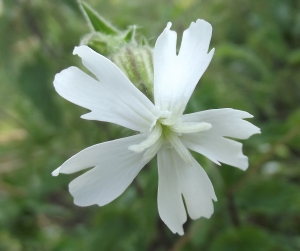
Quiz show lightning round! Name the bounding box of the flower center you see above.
[129,112,211,163]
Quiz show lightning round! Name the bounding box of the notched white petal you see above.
[52,134,146,176]
[70,156,145,207]
[182,108,261,140]
[157,148,187,235]
[153,19,215,114]
[66,135,149,207]
[182,133,249,170]
[173,152,217,219]
[153,22,177,110]
[55,46,159,132]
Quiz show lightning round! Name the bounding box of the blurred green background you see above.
[1,0,300,250]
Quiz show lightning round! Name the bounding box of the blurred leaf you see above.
[17,54,61,127]
[209,226,275,251]
[288,49,300,65]
[79,1,119,35]
[0,231,22,251]
[236,178,300,214]
[216,43,271,82]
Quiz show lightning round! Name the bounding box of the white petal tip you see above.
[73,46,80,55]
[73,197,102,207]
[249,128,261,137]
[52,167,61,176]
[209,48,215,55]
[177,230,184,236]
[194,19,212,31]
[239,164,249,171]
[214,160,221,166]
[246,113,254,118]
[166,22,172,29]
[73,45,89,56]
[206,213,214,219]
[80,114,88,119]
[80,112,95,120]
[169,226,184,235]
[73,199,87,207]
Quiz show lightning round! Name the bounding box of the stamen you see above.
[129,123,162,152]
[142,137,164,162]
[164,131,193,164]
[171,122,211,134]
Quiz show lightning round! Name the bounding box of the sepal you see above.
[79,1,120,35]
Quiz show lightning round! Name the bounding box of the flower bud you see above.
[110,45,154,102]
[80,32,126,56]
[79,1,154,101]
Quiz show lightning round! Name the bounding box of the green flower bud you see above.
[110,45,154,102]
[79,1,154,101]
[80,32,126,56]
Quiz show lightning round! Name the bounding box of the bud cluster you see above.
[79,1,154,101]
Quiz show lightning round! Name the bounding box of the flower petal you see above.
[154,20,214,114]
[182,108,261,139]
[172,149,217,220]
[181,133,249,170]
[153,22,177,111]
[54,46,159,132]
[53,134,148,206]
[157,147,187,235]
[52,134,145,175]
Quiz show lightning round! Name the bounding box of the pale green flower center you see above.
[129,112,211,163]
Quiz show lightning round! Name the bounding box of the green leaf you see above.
[0,231,22,251]
[236,178,300,214]
[216,43,271,82]
[79,1,119,35]
[288,49,300,65]
[17,54,61,127]
[210,226,275,251]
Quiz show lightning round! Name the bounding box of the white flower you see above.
[52,20,260,235]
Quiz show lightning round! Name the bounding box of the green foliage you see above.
[210,226,277,251]
[79,1,120,35]
[236,178,300,215]
[1,0,300,250]
[17,54,61,127]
